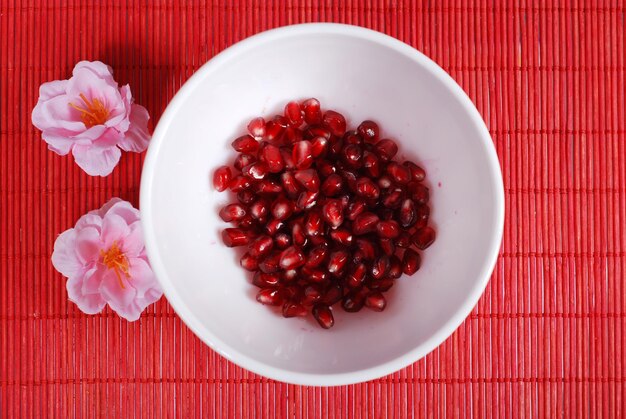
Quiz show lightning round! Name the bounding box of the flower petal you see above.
[72,140,121,176]
[73,61,116,84]
[74,213,103,231]
[102,199,141,224]
[127,257,160,298]
[40,131,76,155]
[75,226,102,264]
[66,271,106,315]
[37,79,68,101]
[81,266,105,295]
[51,229,84,278]
[99,268,138,320]
[118,104,150,152]
[32,93,86,133]
[100,213,131,248]
[122,221,145,258]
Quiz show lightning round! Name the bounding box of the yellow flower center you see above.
[69,93,110,127]
[100,242,130,289]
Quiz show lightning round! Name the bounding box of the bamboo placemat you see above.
[1,1,625,417]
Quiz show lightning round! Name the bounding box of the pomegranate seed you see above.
[380,208,394,221]
[272,197,293,220]
[342,293,364,312]
[341,144,363,168]
[355,177,380,200]
[282,269,298,282]
[283,285,303,301]
[213,166,232,191]
[343,130,362,145]
[412,226,436,250]
[377,175,393,189]
[317,160,336,177]
[291,223,307,247]
[232,135,259,153]
[354,238,377,261]
[387,255,403,279]
[280,147,296,169]
[219,203,247,222]
[264,218,284,235]
[304,211,323,236]
[305,245,328,268]
[328,249,350,275]
[280,171,300,197]
[357,120,380,143]
[320,174,343,196]
[415,204,430,228]
[264,120,285,142]
[274,233,292,249]
[322,284,343,305]
[296,190,318,209]
[386,162,411,184]
[284,101,304,127]
[346,200,367,220]
[236,190,255,205]
[365,292,386,311]
[339,170,358,192]
[249,235,274,258]
[229,175,253,192]
[396,231,412,248]
[371,255,389,280]
[323,110,347,136]
[368,278,395,292]
[352,212,379,235]
[346,263,367,288]
[362,151,381,178]
[322,200,344,228]
[222,228,251,247]
[283,302,307,318]
[305,125,332,141]
[256,288,284,306]
[294,169,320,192]
[302,285,322,306]
[377,220,400,238]
[284,126,303,144]
[382,189,404,208]
[259,144,284,173]
[330,228,353,245]
[309,136,329,158]
[329,137,344,156]
[306,269,328,283]
[399,199,417,227]
[247,117,266,139]
[242,162,268,180]
[252,272,280,288]
[273,115,290,128]
[404,161,426,182]
[254,180,281,196]
[379,238,395,256]
[249,199,270,221]
[259,251,281,273]
[234,153,256,171]
[240,252,259,271]
[237,215,256,229]
[293,140,314,169]
[312,304,334,329]
[402,248,421,275]
[279,246,306,270]
[302,98,322,125]
[375,139,398,161]
[409,182,430,204]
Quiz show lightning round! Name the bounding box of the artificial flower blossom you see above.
[31,60,150,176]
[51,198,162,321]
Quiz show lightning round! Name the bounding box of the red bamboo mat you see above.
[1,1,625,417]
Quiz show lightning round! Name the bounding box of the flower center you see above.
[69,93,110,128]
[100,242,130,289]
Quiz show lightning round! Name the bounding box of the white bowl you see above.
[140,23,504,386]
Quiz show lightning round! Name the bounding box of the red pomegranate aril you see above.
[237,190,256,204]
[305,125,332,141]
[415,204,430,228]
[292,140,314,169]
[377,175,394,189]
[387,255,403,279]
[346,263,367,288]
[322,284,343,305]
[222,228,251,247]
[279,246,306,270]
[240,252,259,271]
[274,233,292,249]
[232,134,259,153]
[213,166,232,191]
[282,269,299,282]
[280,147,296,169]
[382,189,404,208]
[247,117,266,139]
[291,223,307,247]
[362,151,381,178]
[346,200,367,221]
[219,203,247,222]
[339,169,358,193]
[255,180,282,196]
[322,200,344,228]
[371,255,390,280]
[329,137,344,156]
[355,238,377,261]
[342,293,364,312]
[355,177,380,200]
[368,278,395,292]
[312,304,334,329]
[375,139,398,161]
[302,98,322,125]
[302,285,322,306]
[234,153,255,171]
[317,160,336,177]
[306,269,328,283]
[252,271,281,288]
[304,211,323,236]
[249,199,269,221]
[321,174,344,196]
[249,235,274,258]
[377,220,401,238]
[338,194,351,209]
[379,238,395,256]
[412,226,436,250]
[323,110,347,136]
[260,144,284,173]
[307,137,327,159]
[237,215,256,229]
[402,248,421,275]
[328,249,350,275]
[272,197,294,220]
[409,182,430,204]
[404,161,426,182]
[229,175,253,192]
[399,198,417,228]
[365,292,386,311]
[284,126,303,144]
[296,190,318,210]
[283,285,303,301]
[284,101,304,127]
[352,212,379,235]
[330,228,353,245]
[305,245,328,268]
[341,144,363,169]
[264,218,284,236]
[259,251,282,273]
[256,288,284,306]
[357,120,380,143]
[273,114,290,128]
[280,171,300,197]
[386,162,411,184]
[242,162,268,180]
[282,302,307,318]
[264,120,285,142]
[294,169,320,192]
[396,231,412,248]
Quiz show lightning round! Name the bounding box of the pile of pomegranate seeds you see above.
[213,99,435,329]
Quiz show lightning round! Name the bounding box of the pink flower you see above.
[31,61,151,176]
[51,198,162,321]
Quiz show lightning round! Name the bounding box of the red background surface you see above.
[1,1,625,417]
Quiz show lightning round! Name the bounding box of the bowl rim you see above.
[140,22,505,386]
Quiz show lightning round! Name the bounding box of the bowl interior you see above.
[141,24,503,385]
